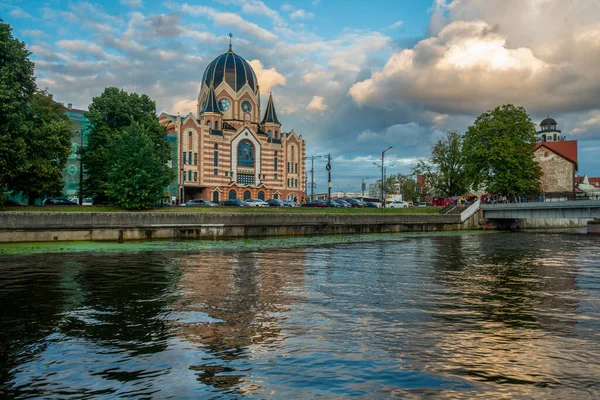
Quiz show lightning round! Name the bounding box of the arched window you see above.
[206,120,211,128]
[243,190,251,200]
[267,130,272,138]
[228,190,237,200]
[212,191,219,203]
[291,146,295,161]
[215,120,219,130]
[238,139,255,168]
[273,193,279,200]
[258,191,265,200]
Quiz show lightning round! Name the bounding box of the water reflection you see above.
[0,233,599,398]
[173,250,306,395]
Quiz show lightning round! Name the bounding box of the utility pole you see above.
[381,146,392,208]
[327,153,332,202]
[361,177,371,197]
[305,155,322,201]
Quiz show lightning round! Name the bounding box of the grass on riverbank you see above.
[2,206,442,214]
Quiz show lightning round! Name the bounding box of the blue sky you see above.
[3,0,600,192]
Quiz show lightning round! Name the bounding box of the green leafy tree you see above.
[83,87,168,203]
[463,104,541,195]
[104,123,171,210]
[385,173,419,202]
[10,91,72,204]
[412,159,439,197]
[0,20,36,204]
[431,130,470,196]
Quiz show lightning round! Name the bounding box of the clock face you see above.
[241,100,252,112]
[218,98,231,112]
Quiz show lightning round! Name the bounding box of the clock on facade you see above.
[241,100,252,112]
[218,98,231,112]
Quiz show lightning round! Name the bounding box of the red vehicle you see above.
[431,197,452,207]
[304,199,330,208]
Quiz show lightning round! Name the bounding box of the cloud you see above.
[290,9,314,20]
[307,96,328,111]
[349,17,600,115]
[248,60,286,95]
[9,8,33,19]
[181,4,277,42]
[387,21,403,29]
[21,30,46,39]
[120,0,142,7]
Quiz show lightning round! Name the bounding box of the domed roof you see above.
[540,117,557,126]
[201,46,258,93]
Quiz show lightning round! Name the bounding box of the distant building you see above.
[576,175,600,199]
[62,103,90,199]
[534,118,577,192]
[368,182,380,198]
[159,43,306,203]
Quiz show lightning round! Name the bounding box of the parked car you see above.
[389,200,409,208]
[155,201,173,207]
[223,199,248,207]
[3,199,25,207]
[304,199,329,208]
[42,197,77,206]
[185,199,218,207]
[246,198,269,207]
[327,200,342,208]
[334,199,351,208]
[365,202,378,208]
[69,197,94,206]
[345,198,366,208]
[282,200,300,207]
[266,199,285,207]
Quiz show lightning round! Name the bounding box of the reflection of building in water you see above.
[424,235,593,396]
[172,249,306,392]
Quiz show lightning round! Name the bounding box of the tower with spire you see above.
[261,92,281,141]
[537,115,563,142]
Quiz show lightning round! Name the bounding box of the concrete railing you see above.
[460,199,481,223]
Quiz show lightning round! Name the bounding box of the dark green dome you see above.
[201,47,258,93]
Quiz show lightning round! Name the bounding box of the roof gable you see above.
[535,140,578,169]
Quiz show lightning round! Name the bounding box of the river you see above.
[1,231,599,398]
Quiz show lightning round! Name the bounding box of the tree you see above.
[83,87,168,203]
[430,130,470,196]
[463,104,541,195]
[412,159,439,197]
[104,123,171,210]
[385,173,419,202]
[10,91,72,204]
[0,20,37,203]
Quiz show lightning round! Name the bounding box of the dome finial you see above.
[228,33,233,53]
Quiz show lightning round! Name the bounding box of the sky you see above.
[3,0,600,193]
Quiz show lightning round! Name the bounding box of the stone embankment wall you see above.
[0,212,479,243]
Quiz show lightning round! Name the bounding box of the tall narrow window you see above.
[182,151,186,164]
[188,132,193,148]
[194,172,198,182]
[206,120,211,129]
[214,144,218,167]
[188,171,192,182]
[274,151,278,172]
[183,170,186,181]
[188,151,192,165]
[287,162,290,173]
[194,153,198,165]
[215,121,219,130]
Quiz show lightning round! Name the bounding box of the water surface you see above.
[1,232,599,398]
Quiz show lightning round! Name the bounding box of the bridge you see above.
[481,200,600,229]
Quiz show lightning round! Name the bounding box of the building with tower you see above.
[159,41,306,203]
[534,117,578,193]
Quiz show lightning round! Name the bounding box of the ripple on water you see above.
[0,232,599,398]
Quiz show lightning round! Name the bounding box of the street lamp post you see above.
[304,155,322,201]
[78,130,83,206]
[381,146,392,208]
[181,167,185,204]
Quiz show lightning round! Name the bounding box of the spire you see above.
[202,85,221,114]
[228,33,233,53]
[261,91,281,125]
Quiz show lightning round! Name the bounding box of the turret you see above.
[201,85,222,131]
[261,92,281,141]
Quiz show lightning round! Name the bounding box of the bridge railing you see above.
[482,191,599,204]
[460,199,481,222]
